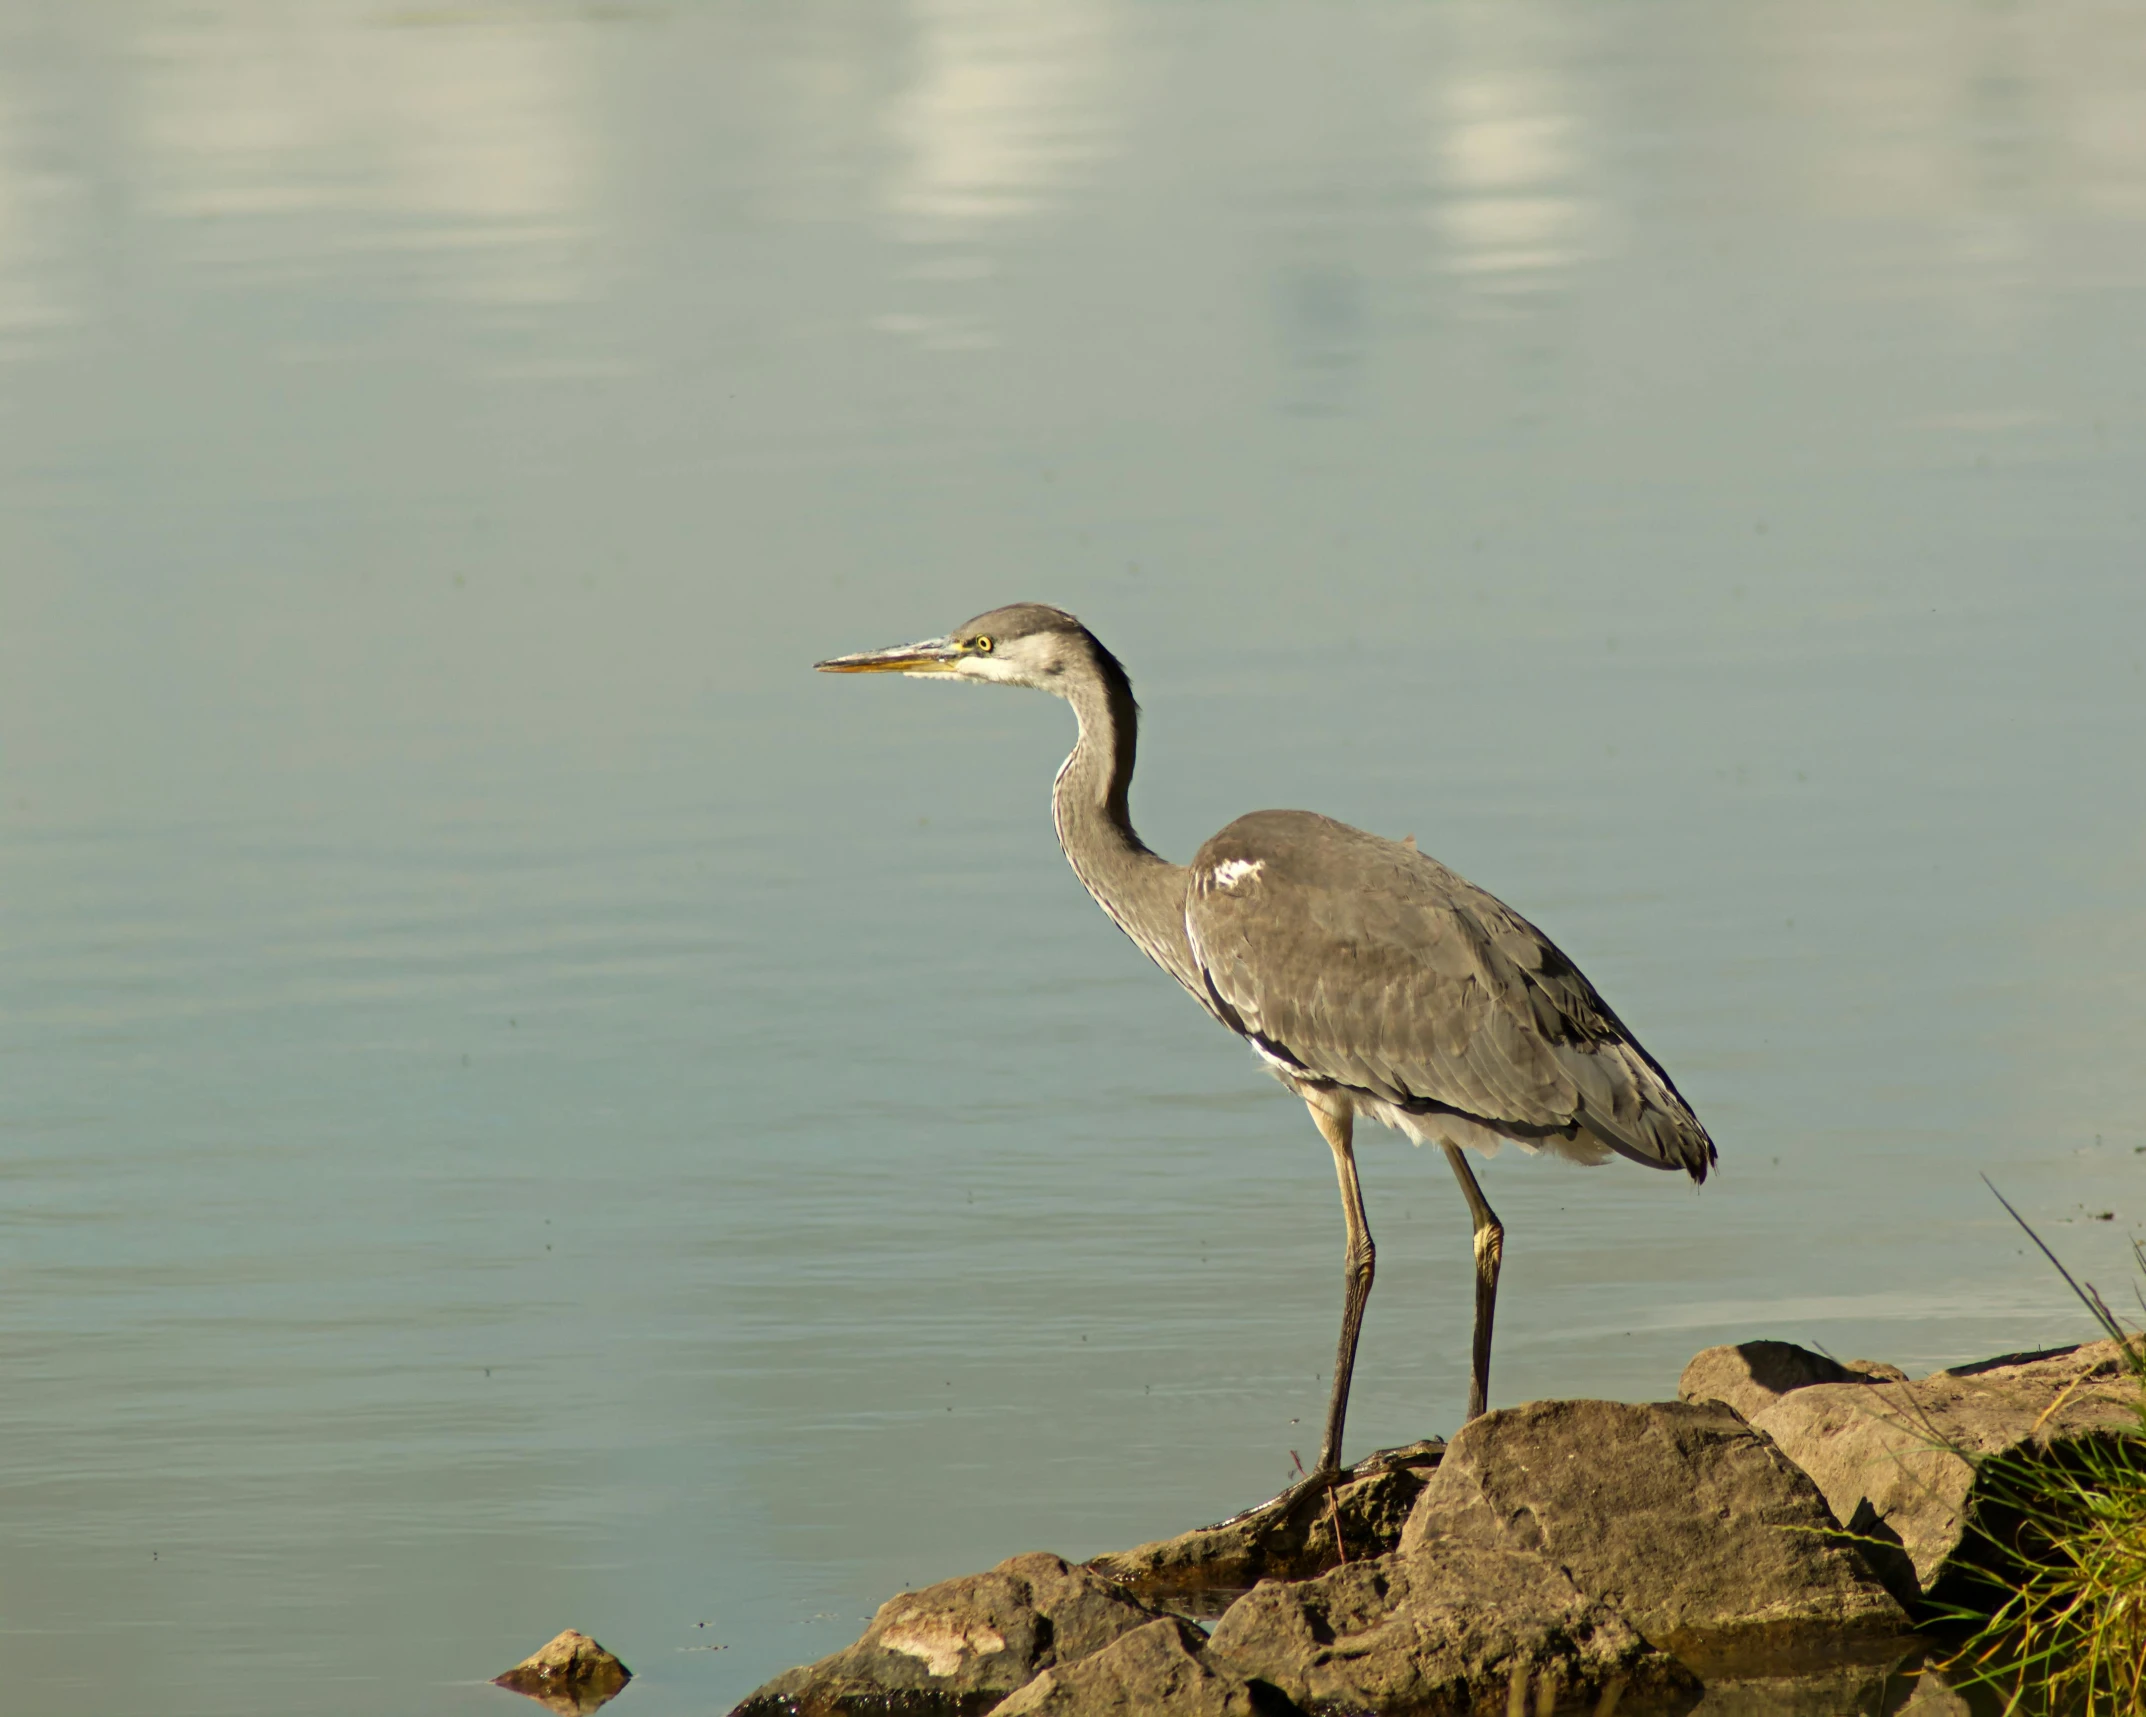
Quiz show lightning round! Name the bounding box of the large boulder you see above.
[1692,1338,2144,1605]
[988,1617,1284,1716]
[1086,1441,1444,1610]
[1205,1541,1699,1715]
[1400,1398,1910,1676]
[731,1553,1164,1717]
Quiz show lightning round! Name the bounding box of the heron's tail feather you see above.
[1560,1042,1717,1183]
[1576,1102,1716,1183]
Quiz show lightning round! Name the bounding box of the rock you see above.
[1087,1441,1444,1611]
[1679,1336,2146,1605]
[1400,1398,1910,1677]
[738,1343,2131,1713]
[730,1552,1165,1717]
[493,1630,631,1716]
[1679,1341,1907,1425]
[1725,1330,2146,1605]
[988,1617,1283,1716]
[1893,1664,1974,1715]
[1206,1541,1699,1715]
[1735,1337,2142,1605]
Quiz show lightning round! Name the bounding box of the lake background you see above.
[3,2,2143,1712]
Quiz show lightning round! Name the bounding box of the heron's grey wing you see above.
[1185,810,1714,1180]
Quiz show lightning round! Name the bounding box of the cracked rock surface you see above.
[991,1617,1284,1717]
[1205,1539,1699,1716]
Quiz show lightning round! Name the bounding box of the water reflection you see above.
[494,1690,627,1717]
[130,7,602,302]
[1745,2,2146,220]
[1693,1654,1968,1715]
[1271,264,1366,418]
[874,0,1124,351]
[1428,73,1601,281]
[881,0,1121,231]
[0,66,80,355]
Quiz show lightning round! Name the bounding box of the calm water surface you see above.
[3,2,2144,1711]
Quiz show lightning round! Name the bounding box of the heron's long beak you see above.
[814,636,962,676]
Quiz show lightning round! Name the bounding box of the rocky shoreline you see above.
[732,1336,2140,1716]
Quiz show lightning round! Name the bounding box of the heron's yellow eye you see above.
[973,635,994,654]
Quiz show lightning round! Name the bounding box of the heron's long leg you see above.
[1309,1101,1374,1474]
[1441,1143,1503,1422]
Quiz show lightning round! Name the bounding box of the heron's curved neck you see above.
[1053,656,1198,992]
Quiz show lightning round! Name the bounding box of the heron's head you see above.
[815,603,1104,695]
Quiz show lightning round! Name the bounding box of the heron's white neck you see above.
[1051,657,1202,997]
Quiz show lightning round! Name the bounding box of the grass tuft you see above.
[1942,1184,2146,1713]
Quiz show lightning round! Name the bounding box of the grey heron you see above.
[818,603,1714,1481]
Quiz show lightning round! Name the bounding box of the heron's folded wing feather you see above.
[1186,810,1714,1178]
[1187,815,1581,1132]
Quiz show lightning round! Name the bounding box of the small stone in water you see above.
[494,1630,631,1715]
